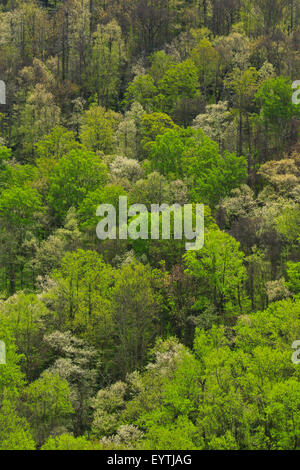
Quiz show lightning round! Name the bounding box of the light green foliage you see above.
[33,207,82,277]
[286,262,300,296]
[122,300,300,450]
[0,399,35,450]
[43,330,99,436]
[129,171,170,208]
[47,149,108,222]
[0,0,300,452]
[0,184,43,229]
[0,161,37,192]
[41,433,100,450]
[112,262,157,377]
[256,77,299,127]
[116,118,138,159]
[90,21,125,108]
[0,184,44,294]
[149,51,176,84]
[125,59,200,120]
[35,126,80,161]
[190,38,220,97]
[275,203,300,245]
[80,105,121,154]
[21,372,74,447]
[255,77,300,153]
[34,127,81,194]
[184,229,247,316]
[18,84,61,161]
[124,75,158,112]
[158,60,200,115]
[0,293,49,380]
[148,127,195,178]
[91,338,187,445]
[149,127,247,206]
[140,112,177,155]
[78,185,127,232]
[226,67,259,112]
[0,316,25,400]
[116,102,145,158]
[0,145,11,178]
[43,250,114,341]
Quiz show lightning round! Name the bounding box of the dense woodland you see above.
[0,0,299,450]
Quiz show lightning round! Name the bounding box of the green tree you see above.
[0,399,35,450]
[90,20,125,107]
[140,112,177,156]
[0,185,43,294]
[18,84,61,162]
[124,75,158,112]
[255,76,300,156]
[0,293,49,381]
[80,105,121,153]
[225,67,259,158]
[21,372,73,447]
[41,250,114,350]
[191,38,220,98]
[112,262,157,377]
[47,149,108,222]
[158,60,200,119]
[286,262,300,296]
[184,229,247,317]
[149,127,247,206]
[43,330,99,436]
[41,433,99,450]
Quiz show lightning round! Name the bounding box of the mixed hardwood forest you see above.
[0,0,300,450]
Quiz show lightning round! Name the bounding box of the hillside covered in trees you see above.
[0,0,299,450]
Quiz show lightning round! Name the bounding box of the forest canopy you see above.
[0,0,299,451]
